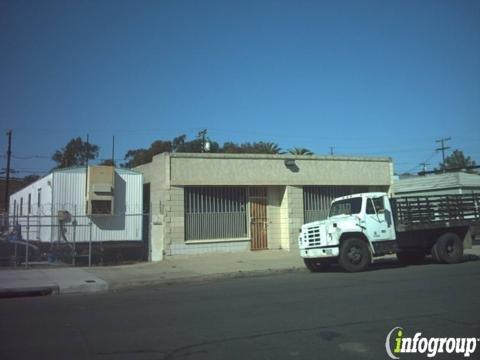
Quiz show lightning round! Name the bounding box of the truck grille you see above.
[305,225,324,247]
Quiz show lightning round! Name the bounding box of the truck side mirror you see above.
[384,209,392,227]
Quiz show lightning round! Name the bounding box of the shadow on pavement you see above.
[311,253,479,274]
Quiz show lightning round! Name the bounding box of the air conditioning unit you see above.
[86,166,115,216]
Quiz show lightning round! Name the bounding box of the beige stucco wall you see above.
[285,186,304,250]
[169,153,391,186]
[135,154,169,261]
[266,187,284,250]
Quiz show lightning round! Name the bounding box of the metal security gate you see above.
[249,187,268,250]
[184,187,247,240]
[303,186,370,223]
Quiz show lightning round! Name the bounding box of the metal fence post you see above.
[14,228,17,268]
[88,221,92,267]
[25,214,30,268]
[72,219,77,266]
[72,205,77,266]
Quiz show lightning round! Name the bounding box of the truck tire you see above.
[339,237,371,272]
[304,258,331,272]
[434,232,463,264]
[396,251,426,265]
[431,242,442,263]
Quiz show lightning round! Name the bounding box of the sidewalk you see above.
[1,246,479,297]
[0,267,108,298]
[88,249,305,290]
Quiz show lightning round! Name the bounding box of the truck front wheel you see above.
[433,232,463,264]
[304,258,331,272]
[339,237,371,272]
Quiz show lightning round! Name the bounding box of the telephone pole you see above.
[198,129,208,152]
[436,137,451,171]
[419,162,430,173]
[330,146,334,156]
[4,129,12,214]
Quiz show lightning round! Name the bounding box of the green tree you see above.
[440,150,477,171]
[220,141,283,154]
[99,159,115,166]
[123,140,172,168]
[173,134,220,153]
[23,174,41,183]
[287,147,314,155]
[253,142,283,154]
[221,142,243,153]
[123,149,150,168]
[52,137,99,168]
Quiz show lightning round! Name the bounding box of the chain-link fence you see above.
[0,208,149,268]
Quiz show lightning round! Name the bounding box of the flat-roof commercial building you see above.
[137,153,393,261]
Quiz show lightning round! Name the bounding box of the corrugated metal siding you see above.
[9,174,53,242]
[303,186,369,223]
[52,169,143,243]
[394,173,480,195]
[8,169,143,243]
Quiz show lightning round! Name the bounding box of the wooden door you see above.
[250,187,267,250]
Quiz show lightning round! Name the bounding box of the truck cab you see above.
[299,192,397,272]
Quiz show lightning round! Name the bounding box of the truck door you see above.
[365,196,395,242]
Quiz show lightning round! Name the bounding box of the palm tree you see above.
[287,147,314,155]
[254,142,283,154]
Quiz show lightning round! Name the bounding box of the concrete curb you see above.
[99,250,480,292]
[104,266,307,291]
[0,285,60,299]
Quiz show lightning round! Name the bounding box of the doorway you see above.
[249,187,268,250]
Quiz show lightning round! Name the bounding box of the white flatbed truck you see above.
[298,192,480,272]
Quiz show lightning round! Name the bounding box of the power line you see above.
[403,151,437,174]
[435,137,451,170]
[12,155,51,160]
[419,162,430,172]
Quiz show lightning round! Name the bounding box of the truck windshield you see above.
[329,197,362,217]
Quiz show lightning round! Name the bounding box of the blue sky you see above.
[1,0,479,176]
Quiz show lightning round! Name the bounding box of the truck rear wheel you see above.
[304,258,331,272]
[339,237,371,272]
[433,232,463,264]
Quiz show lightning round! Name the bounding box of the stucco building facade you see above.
[136,153,393,261]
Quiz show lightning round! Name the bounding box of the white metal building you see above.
[9,166,143,244]
[394,172,480,197]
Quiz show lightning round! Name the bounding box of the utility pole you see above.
[111,135,115,166]
[4,130,12,214]
[330,146,334,156]
[419,162,430,173]
[198,129,208,152]
[436,137,451,171]
[85,134,89,198]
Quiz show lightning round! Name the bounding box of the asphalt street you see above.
[1,258,479,360]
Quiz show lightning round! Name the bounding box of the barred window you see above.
[303,186,369,223]
[185,187,247,241]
